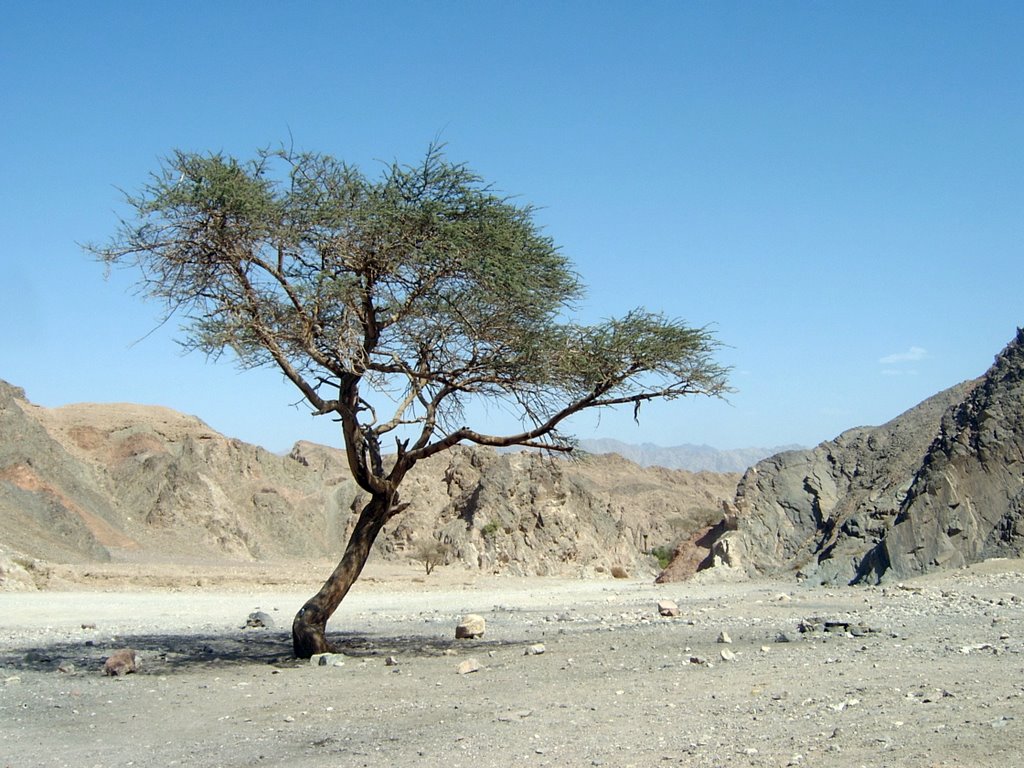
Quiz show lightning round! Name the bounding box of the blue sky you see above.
[2,2,1022,453]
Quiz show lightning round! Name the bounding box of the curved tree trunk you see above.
[292,493,391,658]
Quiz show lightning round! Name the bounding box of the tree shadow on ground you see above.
[0,629,532,675]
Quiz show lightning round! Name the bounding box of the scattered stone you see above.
[717,630,732,644]
[245,611,275,629]
[776,632,797,643]
[959,643,996,655]
[689,655,711,666]
[456,614,486,639]
[103,648,140,677]
[798,618,823,634]
[497,709,533,722]
[657,600,680,617]
[57,662,76,674]
[610,566,630,579]
[797,617,876,637]
[457,658,481,675]
[524,643,546,656]
[311,653,347,667]
[385,656,399,666]
[830,698,859,711]
[720,648,736,661]
[80,623,97,630]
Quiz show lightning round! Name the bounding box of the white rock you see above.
[311,653,346,667]
[456,614,486,639]
[657,600,680,617]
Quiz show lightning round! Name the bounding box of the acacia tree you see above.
[90,145,729,657]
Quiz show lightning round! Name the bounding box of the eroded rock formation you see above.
[0,381,737,583]
[861,328,1024,581]
[687,329,1024,585]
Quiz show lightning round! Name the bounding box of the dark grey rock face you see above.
[705,328,1024,586]
[861,328,1024,582]
[715,382,972,585]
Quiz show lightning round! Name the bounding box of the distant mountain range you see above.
[577,439,803,473]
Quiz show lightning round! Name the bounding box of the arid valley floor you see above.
[2,559,1024,767]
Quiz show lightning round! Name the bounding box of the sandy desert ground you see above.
[2,559,1024,767]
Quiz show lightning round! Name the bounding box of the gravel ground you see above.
[2,560,1024,767]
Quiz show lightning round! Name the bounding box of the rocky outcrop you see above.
[33,401,357,562]
[692,329,1024,585]
[0,380,738,580]
[860,328,1024,582]
[693,381,972,584]
[343,447,736,577]
[0,381,122,563]
[654,508,741,583]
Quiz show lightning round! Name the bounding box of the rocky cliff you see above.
[860,328,1024,581]
[0,380,122,563]
[686,329,1024,585]
[0,381,738,584]
[386,447,733,577]
[0,382,354,567]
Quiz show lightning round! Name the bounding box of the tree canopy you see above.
[90,144,730,656]
[93,145,727,477]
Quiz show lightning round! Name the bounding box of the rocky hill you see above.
[685,329,1024,585]
[860,328,1024,581]
[0,380,738,586]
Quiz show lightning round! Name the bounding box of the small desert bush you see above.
[411,540,452,575]
[650,545,674,570]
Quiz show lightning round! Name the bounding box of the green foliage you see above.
[480,521,501,540]
[651,545,675,570]
[89,143,730,495]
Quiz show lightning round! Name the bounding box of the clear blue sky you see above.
[2,2,1022,453]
